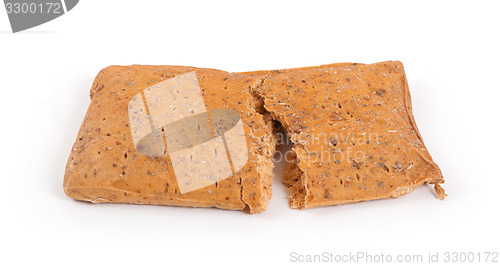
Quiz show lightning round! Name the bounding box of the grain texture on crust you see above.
[253,61,446,208]
[64,65,276,213]
[64,61,445,212]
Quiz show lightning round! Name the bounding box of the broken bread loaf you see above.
[254,61,446,209]
[64,61,445,212]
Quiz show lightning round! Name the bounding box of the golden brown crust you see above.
[65,61,445,212]
[64,65,276,213]
[253,61,445,208]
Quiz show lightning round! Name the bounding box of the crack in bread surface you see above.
[250,61,446,209]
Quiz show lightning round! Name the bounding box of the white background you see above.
[1,1,499,265]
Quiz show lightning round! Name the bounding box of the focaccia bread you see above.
[64,61,445,212]
[253,61,446,208]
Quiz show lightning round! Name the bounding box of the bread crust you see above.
[254,61,446,209]
[64,65,276,213]
[64,62,445,212]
